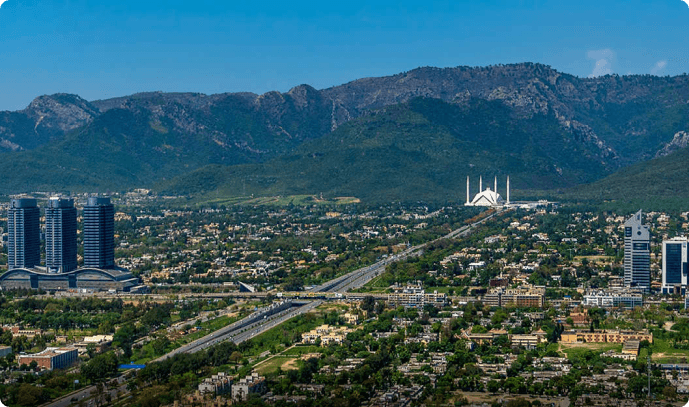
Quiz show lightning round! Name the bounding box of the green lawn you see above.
[560,343,621,359]
[648,338,689,363]
[282,345,323,356]
[254,356,300,375]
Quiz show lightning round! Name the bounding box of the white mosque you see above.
[464,175,510,207]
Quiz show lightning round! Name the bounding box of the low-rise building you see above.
[483,285,545,308]
[387,281,447,308]
[560,330,652,344]
[232,373,266,401]
[301,324,353,346]
[510,334,546,350]
[198,372,232,395]
[18,347,78,370]
[343,313,359,324]
[583,290,643,309]
[10,327,42,339]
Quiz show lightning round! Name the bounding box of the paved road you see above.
[42,374,128,407]
[312,209,501,293]
[44,209,501,407]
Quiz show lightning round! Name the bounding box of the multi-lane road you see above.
[45,209,502,407]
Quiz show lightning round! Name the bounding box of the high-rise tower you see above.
[45,197,78,273]
[83,197,115,269]
[624,210,651,292]
[7,198,41,270]
[662,237,688,295]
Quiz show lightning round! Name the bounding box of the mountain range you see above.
[1,63,688,204]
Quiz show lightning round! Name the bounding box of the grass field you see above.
[646,338,689,363]
[363,274,388,288]
[254,356,300,375]
[560,343,621,359]
[282,345,323,356]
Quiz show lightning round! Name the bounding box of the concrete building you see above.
[510,334,546,350]
[624,210,651,292]
[232,373,266,401]
[198,372,232,395]
[387,282,447,308]
[10,327,42,338]
[301,324,353,346]
[662,237,688,295]
[560,330,652,344]
[18,347,78,370]
[483,285,545,308]
[583,290,643,309]
[83,197,115,269]
[45,197,77,273]
[7,198,40,270]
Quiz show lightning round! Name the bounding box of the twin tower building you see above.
[8,197,114,272]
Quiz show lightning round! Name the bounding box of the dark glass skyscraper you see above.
[662,237,688,295]
[624,210,651,292]
[83,197,115,269]
[7,198,41,270]
[45,197,78,273]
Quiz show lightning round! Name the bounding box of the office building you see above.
[662,237,688,295]
[624,210,651,292]
[45,197,77,273]
[482,285,546,308]
[17,347,78,371]
[83,197,115,269]
[7,198,41,270]
[387,281,447,308]
[583,289,643,309]
[1,195,142,293]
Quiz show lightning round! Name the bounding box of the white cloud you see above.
[650,60,668,75]
[0,0,7,9]
[682,0,689,7]
[587,49,615,78]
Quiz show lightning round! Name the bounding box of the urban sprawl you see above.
[1,191,689,407]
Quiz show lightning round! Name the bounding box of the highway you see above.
[44,208,501,407]
[311,209,501,294]
[153,300,301,361]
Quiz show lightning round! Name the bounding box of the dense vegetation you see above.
[160,97,618,202]
[569,146,689,210]
[2,64,689,204]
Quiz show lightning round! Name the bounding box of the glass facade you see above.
[83,197,115,269]
[7,199,41,270]
[665,243,683,285]
[663,238,689,295]
[624,210,650,292]
[45,198,78,273]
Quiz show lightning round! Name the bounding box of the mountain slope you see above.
[0,94,100,152]
[2,63,689,195]
[158,98,620,202]
[568,145,689,208]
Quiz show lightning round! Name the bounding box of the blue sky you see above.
[0,0,688,110]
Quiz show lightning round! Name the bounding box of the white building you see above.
[465,176,510,207]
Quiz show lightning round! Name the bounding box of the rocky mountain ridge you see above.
[0,63,688,197]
